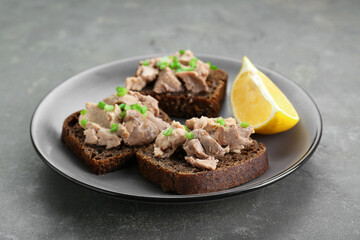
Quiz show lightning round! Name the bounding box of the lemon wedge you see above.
[230,56,299,134]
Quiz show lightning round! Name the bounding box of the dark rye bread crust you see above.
[136,141,268,194]
[61,110,171,175]
[139,69,228,118]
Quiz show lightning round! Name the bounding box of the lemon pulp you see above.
[230,56,299,134]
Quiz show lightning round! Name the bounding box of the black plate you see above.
[30,54,322,203]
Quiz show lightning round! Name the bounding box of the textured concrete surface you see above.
[1,0,359,239]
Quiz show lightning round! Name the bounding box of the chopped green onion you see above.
[217,118,225,126]
[80,119,88,127]
[156,56,171,70]
[159,61,168,70]
[119,103,126,109]
[169,61,178,69]
[135,104,142,112]
[169,61,175,69]
[132,103,148,115]
[141,105,148,115]
[175,67,195,73]
[185,132,194,139]
[183,125,190,132]
[179,50,185,55]
[123,104,130,111]
[240,122,249,128]
[80,109,87,115]
[169,56,182,70]
[163,128,174,136]
[206,61,218,70]
[121,110,126,118]
[110,123,118,133]
[104,104,114,111]
[157,61,168,69]
[126,103,148,115]
[189,57,198,68]
[142,60,149,66]
[98,101,106,109]
[135,103,142,110]
[116,87,127,96]
[130,103,142,111]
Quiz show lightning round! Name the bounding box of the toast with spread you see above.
[136,117,268,194]
[136,141,267,194]
[61,90,171,175]
[126,50,228,118]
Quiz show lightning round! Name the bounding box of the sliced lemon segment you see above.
[230,56,299,134]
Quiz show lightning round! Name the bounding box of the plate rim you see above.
[30,54,323,203]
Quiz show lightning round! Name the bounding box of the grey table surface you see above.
[1,0,359,239]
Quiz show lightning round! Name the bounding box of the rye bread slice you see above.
[136,141,268,194]
[61,110,171,175]
[139,69,228,118]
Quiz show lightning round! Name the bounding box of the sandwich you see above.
[126,50,228,118]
